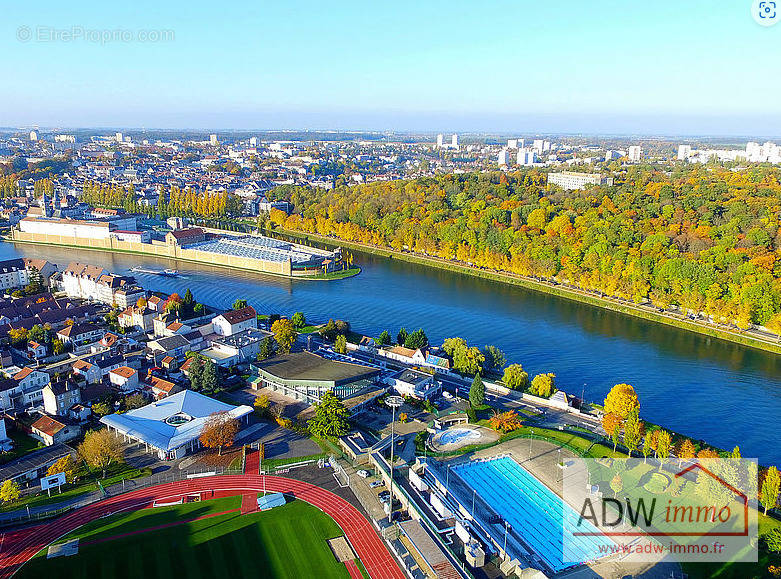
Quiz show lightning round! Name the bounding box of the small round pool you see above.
[437,427,481,445]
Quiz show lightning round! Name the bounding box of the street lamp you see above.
[503,520,511,557]
[386,395,403,523]
[529,429,534,460]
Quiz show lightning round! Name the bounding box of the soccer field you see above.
[16,496,364,579]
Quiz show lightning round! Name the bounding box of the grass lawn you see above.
[0,431,44,465]
[17,496,353,579]
[0,464,151,513]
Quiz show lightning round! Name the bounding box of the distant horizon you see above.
[4,122,781,142]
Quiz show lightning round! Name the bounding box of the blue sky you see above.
[1,0,779,134]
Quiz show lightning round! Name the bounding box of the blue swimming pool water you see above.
[453,456,608,572]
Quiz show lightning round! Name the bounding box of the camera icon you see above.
[753,0,779,25]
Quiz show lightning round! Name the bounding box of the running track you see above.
[0,475,404,579]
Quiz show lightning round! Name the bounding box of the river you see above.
[2,241,779,465]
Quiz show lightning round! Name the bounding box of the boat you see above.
[130,266,180,277]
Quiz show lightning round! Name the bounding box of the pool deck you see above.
[429,424,498,453]
[443,438,682,579]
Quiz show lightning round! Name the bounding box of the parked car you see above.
[357,469,370,478]
[378,490,390,500]
[369,480,384,489]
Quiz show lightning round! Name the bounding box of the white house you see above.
[109,366,139,392]
[72,359,101,384]
[0,259,29,291]
[212,306,257,336]
[0,366,50,410]
[388,369,441,400]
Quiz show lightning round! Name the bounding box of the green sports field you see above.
[17,496,365,579]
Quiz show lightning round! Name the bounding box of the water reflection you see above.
[1,241,778,463]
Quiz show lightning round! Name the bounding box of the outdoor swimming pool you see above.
[453,456,608,572]
[437,427,481,445]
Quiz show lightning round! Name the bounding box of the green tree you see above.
[530,373,555,398]
[0,479,20,503]
[761,466,781,515]
[482,345,506,372]
[404,328,428,350]
[257,337,274,361]
[308,392,351,438]
[201,359,218,392]
[47,454,78,483]
[52,338,65,355]
[24,266,43,295]
[91,401,113,417]
[611,423,621,451]
[78,429,125,478]
[123,393,147,410]
[469,373,485,407]
[396,327,408,346]
[623,407,641,456]
[188,355,204,391]
[291,311,306,328]
[655,429,672,460]
[271,318,298,353]
[376,330,392,346]
[502,364,529,390]
[334,334,347,354]
[232,299,248,310]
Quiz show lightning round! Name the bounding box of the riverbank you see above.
[266,226,781,355]
[2,233,360,282]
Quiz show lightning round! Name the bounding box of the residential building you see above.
[109,366,139,392]
[147,334,191,361]
[42,379,82,416]
[0,366,50,410]
[212,306,257,336]
[548,172,614,191]
[0,259,29,291]
[200,328,273,367]
[118,305,154,332]
[627,145,643,162]
[380,346,427,365]
[72,359,101,384]
[56,323,104,351]
[31,415,80,446]
[145,375,180,399]
[388,369,440,400]
[27,340,47,360]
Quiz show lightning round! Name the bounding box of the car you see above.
[357,469,370,478]
[378,490,390,500]
[369,480,384,489]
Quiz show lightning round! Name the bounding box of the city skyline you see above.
[2,1,780,134]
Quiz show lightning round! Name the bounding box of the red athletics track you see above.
[0,475,404,579]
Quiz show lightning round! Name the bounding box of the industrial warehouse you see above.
[13,214,344,277]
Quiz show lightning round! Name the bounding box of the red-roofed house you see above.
[212,306,257,336]
[31,415,80,445]
[109,366,139,392]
